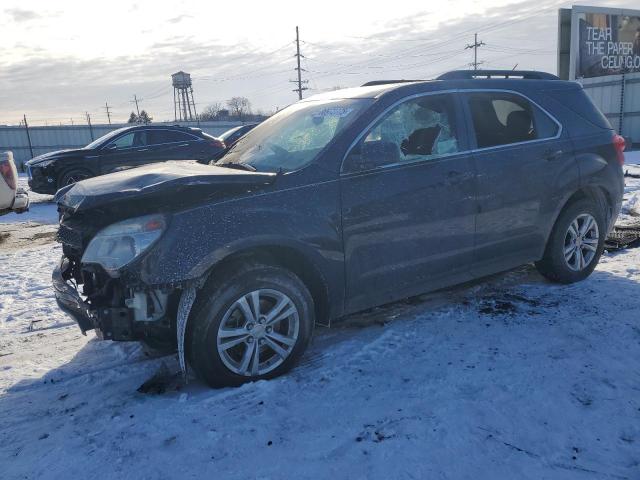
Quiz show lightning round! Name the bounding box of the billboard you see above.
[558,7,640,143]
[573,8,640,79]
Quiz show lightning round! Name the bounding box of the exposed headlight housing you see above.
[81,214,166,275]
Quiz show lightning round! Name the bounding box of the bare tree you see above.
[200,102,223,121]
[226,97,252,120]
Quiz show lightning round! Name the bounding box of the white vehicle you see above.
[0,151,29,216]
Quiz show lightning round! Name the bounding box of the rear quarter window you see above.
[543,87,611,130]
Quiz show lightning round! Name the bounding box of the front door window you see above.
[345,94,460,172]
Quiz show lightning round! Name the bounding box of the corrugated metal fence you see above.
[580,72,640,144]
[0,121,243,169]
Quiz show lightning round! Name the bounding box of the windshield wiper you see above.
[216,161,257,172]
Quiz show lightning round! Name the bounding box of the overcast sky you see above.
[0,0,637,125]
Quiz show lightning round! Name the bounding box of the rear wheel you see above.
[535,199,605,283]
[59,169,90,188]
[187,264,314,387]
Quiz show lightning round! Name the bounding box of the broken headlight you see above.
[81,214,166,274]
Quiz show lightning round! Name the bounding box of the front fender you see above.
[137,179,344,299]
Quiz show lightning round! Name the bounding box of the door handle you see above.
[543,149,563,161]
[137,148,149,152]
[179,143,189,147]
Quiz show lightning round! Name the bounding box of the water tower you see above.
[172,71,198,122]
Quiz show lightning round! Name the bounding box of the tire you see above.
[187,263,314,388]
[535,198,606,284]
[58,169,90,189]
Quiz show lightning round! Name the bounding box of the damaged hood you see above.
[26,148,86,166]
[55,161,276,213]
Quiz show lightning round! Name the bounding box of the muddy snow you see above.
[1,158,640,479]
[0,175,57,251]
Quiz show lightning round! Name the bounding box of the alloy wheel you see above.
[216,289,300,377]
[563,213,599,271]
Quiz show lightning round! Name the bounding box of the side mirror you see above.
[105,144,118,151]
[346,140,400,172]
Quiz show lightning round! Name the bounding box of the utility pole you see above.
[465,33,485,71]
[103,102,112,124]
[86,112,94,141]
[22,114,34,159]
[290,26,308,100]
[132,95,141,116]
[190,86,200,126]
[619,73,626,136]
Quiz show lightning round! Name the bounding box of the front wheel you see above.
[535,199,606,284]
[59,169,90,188]
[187,264,314,387]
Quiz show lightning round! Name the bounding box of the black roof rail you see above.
[436,70,559,80]
[361,79,424,86]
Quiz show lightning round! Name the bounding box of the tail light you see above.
[0,159,16,190]
[209,139,225,149]
[613,133,625,166]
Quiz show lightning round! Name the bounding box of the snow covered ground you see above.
[619,153,640,226]
[1,243,640,479]
[625,150,640,165]
[1,155,640,479]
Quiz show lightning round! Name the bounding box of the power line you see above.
[198,68,291,83]
[299,3,559,79]
[465,33,485,71]
[197,42,294,83]
[6,7,561,123]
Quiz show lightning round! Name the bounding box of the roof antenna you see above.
[512,63,519,71]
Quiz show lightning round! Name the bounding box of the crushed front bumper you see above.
[52,259,95,334]
[53,256,169,341]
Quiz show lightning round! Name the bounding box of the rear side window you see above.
[467,92,559,148]
[147,130,195,145]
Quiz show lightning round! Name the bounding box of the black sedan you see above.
[219,123,258,147]
[26,125,226,194]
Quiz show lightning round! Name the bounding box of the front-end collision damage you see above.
[54,160,276,214]
[51,158,284,378]
[54,252,202,379]
[176,285,197,380]
[52,257,95,334]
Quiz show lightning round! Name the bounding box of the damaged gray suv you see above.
[53,70,625,387]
